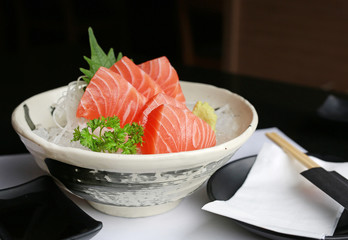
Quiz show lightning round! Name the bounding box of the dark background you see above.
[1,0,222,154]
[2,0,348,158]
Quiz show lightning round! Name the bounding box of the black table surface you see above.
[3,48,348,159]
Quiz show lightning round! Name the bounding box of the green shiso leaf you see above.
[80,27,123,84]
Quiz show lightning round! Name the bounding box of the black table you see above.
[3,56,348,159]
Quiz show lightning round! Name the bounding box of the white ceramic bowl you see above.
[11,81,258,218]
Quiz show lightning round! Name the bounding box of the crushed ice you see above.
[34,83,238,150]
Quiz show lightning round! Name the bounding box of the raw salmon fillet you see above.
[138,56,185,103]
[76,67,147,127]
[110,56,163,99]
[141,104,216,154]
[137,93,188,126]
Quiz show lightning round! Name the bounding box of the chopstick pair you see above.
[266,132,348,209]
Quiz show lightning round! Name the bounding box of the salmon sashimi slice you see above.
[137,93,188,126]
[76,67,147,127]
[141,104,216,154]
[109,56,164,100]
[138,56,186,103]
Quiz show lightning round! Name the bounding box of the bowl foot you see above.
[88,200,182,218]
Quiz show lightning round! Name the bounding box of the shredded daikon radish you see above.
[50,77,86,144]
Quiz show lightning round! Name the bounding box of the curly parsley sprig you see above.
[72,116,143,154]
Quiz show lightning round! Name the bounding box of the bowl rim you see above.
[11,81,258,167]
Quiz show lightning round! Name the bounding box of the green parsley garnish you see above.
[80,27,123,84]
[72,116,144,154]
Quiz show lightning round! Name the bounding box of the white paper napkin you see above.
[203,141,348,239]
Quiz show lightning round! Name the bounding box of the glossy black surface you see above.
[301,167,348,210]
[0,176,102,240]
[207,156,348,240]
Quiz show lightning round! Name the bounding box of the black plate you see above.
[0,175,102,240]
[207,155,348,240]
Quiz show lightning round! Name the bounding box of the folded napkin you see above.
[203,141,348,239]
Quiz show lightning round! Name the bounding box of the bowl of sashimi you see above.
[12,57,258,218]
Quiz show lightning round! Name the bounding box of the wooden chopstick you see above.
[266,132,320,169]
